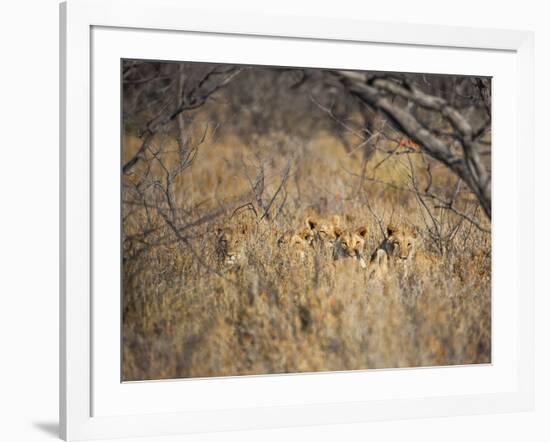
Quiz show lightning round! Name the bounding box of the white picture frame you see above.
[60,0,534,440]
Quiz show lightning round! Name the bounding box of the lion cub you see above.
[306,214,342,248]
[277,226,315,259]
[333,226,368,268]
[369,223,436,278]
[215,224,249,267]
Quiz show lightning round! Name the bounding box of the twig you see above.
[260,163,291,221]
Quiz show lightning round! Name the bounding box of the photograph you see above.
[121,59,492,381]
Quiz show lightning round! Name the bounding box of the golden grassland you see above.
[121,129,491,381]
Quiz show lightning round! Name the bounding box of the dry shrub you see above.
[122,131,491,380]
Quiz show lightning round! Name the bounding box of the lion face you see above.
[289,228,315,248]
[386,224,418,260]
[306,215,341,246]
[278,228,314,247]
[334,229,364,258]
[333,226,368,267]
[216,225,248,266]
[277,226,315,261]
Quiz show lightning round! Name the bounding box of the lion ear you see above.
[386,224,398,237]
[306,216,318,230]
[334,226,343,238]
[331,215,341,227]
[356,226,368,238]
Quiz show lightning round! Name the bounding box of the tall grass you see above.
[122,130,491,381]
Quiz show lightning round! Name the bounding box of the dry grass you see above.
[122,130,491,381]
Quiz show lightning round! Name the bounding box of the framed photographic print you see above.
[60,0,534,440]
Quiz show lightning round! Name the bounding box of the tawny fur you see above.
[277,225,315,260]
[369,223,437,278]
[215,225,249,267]
[306,214,342,248]
[333,226,368,268]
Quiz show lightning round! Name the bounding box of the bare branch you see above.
[333,70,491,219]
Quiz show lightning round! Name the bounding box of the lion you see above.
[368,223,436,278]
[215,224,250,267]
[333,226,368,268]
[277,226,315,260]
[306,214,342,248]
